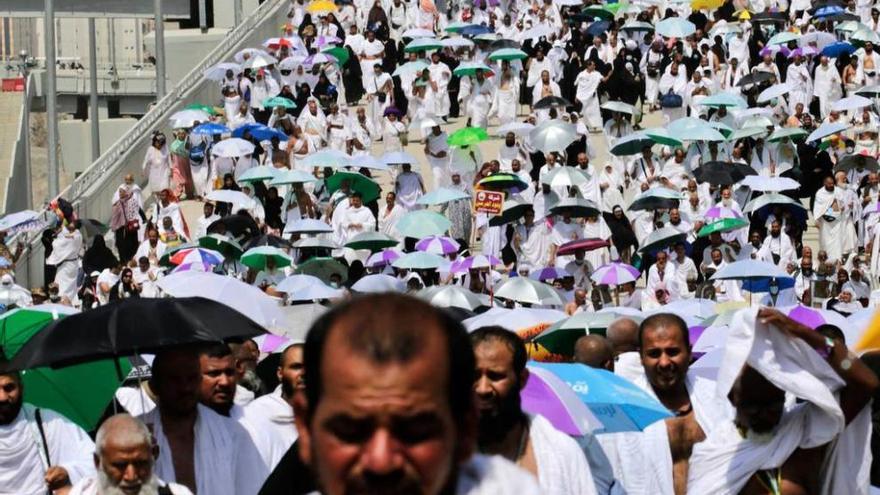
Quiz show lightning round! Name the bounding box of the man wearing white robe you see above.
[468,71,495,129]
[296,99,328,150]
[45,222,83,304]
[0,372,96,495]
[339,193,377,243]
[814,56,843,118]
[134,229,167,267]
[378,191,406,239]
[814,175,854,263]
[498,133,529,173]
[194,202,220,239]
[137,349,267,495]
[575,61,603,131]
[357,30,384,93]
[786,55,812,113]
[646,251,680,302]
[424,126,451,188]
[428,53,452,119]
[514,209,553,270]
[758,220,796,269]
[395,163,426,211]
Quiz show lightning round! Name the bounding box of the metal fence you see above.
[14,0,290,288]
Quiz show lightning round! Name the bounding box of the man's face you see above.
[97,439,155,495]
[641,325,690,393]
[770,222,781,237]
[295,329,468,495]
[203,203,214,217]
[730,367,785,436]
[0,375,22,425]
[824,177,835,191]
[473,340,522,423]
[279,345,306,396]
[199,354,237,413]
[711,249,722,265]
[351,196,363,208]
[153,352,200,417]
[669,209,680,224]
[148,230,158,243]
[656,252,667,270]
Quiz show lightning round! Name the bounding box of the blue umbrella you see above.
[192,122,231,136]
[710,259,790,281]
[815,5,844,17]
[232,123,289,142]
[461,24,493,36]
[741,277,796,292]
[821,41,856,58]
[529,362,672,433]
[586,20,611,37]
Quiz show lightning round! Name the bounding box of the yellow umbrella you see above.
[737,9,752,19]
[692,0,723,9]
[306,0,338,14]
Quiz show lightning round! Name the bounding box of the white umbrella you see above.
[493,277,564,306]
[519,25,554,41]
[211,138,256,158]
[807,122,849,142]
[418,285,488,311]
[495,122,535,136]
[402,28,436,38]
[276,274,343,301]
[169,109,211,129]
[831,95,873,112]
[234,48,272,64]
[0,280,30,307]
[278,55,307,71]
[799,31,836,50]
[203,62,242,81]
[462,307,566,332]
[351,274,405,293]
[283,218,332,234]
[205,190,253,209]
[541,167,590,188]
[381,151,420,165]
[529,120,578,153]
[740,176,800,192]
[157,271,285,328]
[440,37,474,48]
[243,53,278,70]
[601,101,637,115]
[756,82,792,103]
[0,210,39,232]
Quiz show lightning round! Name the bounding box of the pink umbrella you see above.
[171,262,216,273]
[557,237,610,256]
[521,365,600,436]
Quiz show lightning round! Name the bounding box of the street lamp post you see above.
[18,50,32,209]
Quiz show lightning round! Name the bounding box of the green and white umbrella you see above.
[767,127,808,142]
[743,193,808,214]
[453,62,494,77]
[237,165,280,184]
[295,257,348,283]
[299,149,353,169]
[767,31,800,46]
[601,101,637,115]
[198,234,244,259]
[393,60,429,77]
[727,126,768,141]
[262,96,297,109]
[666,117,726,142]
[611,132,656,156]
[344,231,399,252]
[416,187,470,206]
[396,210,452,238]
[270,169,317,185]
[404,38,443,52]
[643,127,684,147]
[292,237,339,250]
[241,246,293,270]
[392,251,447,270]
[488,48,528,61]
[699,92,748,108]
[535,312,638,356]
[697,217,750,237]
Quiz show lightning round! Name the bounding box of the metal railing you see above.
[14,0,291,288]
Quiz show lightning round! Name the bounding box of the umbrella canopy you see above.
[401,27,436,38]
[807,121,849,142]
[306,0,338,14]
[533,312,637,356]
[667,117,726,142]
[0,306,131,430]
[211,138,255,158]
[643,127,684,147]
[232,123,288,142]
[541,167,590,188]
[396,210,452,238]
[835,153,880,173]
[365,249,403,268]
[556,238,610,256]
[275,274,342,301]
[591,262,641,286]
[831,95,873,112]
[2,298,265,371]
[740,175,800,192]
[462,307,566,332]
[283,218,333,235]
[488,48,528,61]
[191,122,230,136]
[0,210,40,233]
[699,91,748,108]
[477,173,530,192]
[697,217,750,237]
[549,198,601,218]
[237,165,280,184]
[203,62,242,81]
[628,187,682,211]
[530,362,673,433]
[416,187,470,205]
[325,171,381,203]
[404,38,443,53]
[494,277,564,306]
[735,71,775,87]
[169,247,224,267]
[655,17,697,37]
[292,237,339,250]
[489,196,532,226]
[639,227,687,253]
[495,122,535,136]
[767,31,800,45]
[529,120,579,153]
[157,271,284,326]
[757,82,792,103]
[529,267,570,282]
[856,84,880,97]
[692,161,756,186]
[533,96,573,109]
[242,53,279,70]
[451,254,502,273]
[452,62,493,77]
[344,231,398,252]
[418,285,486,311]
[299,149,353,169]
[197,234,244,258]
[381,150,420,165]
[767,127,808,142]
[243,234,293,251]
[270,169,317,186]
[521,365,600,436]
[351,274,405,293]
[240,246,293,270]
[392,251,447,270]
[416,236,461,255]
[169,109,211,128]
[447,127,489,147]
[610,132,656,156]
[743,193,808,215]
[295,257,348,284]
[392,60,430,77]
[710,259,791,281]
[205,190,253,211]
[263,96,296,109]
[600,101,637,114]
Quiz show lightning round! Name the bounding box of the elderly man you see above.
[336,192,376,243]
[574,335,615,372]
[137,348,267,495]
[68,414,192,494]
[471,326,597,494]
[688,309,878,493]
[0,372,95,494]
[292,294,541,494]
[243,343,303,470]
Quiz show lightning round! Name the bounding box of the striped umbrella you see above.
[171,262,216,273]
[522,365,601,436]
[451,254,502,273]
[590,262,641,286]
[529,267,570,282]
[366,248,402,268]
[169,248,224,266]
[416,236,460,255]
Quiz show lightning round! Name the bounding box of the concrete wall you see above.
[58,117,138,176]
[143,28,229,87]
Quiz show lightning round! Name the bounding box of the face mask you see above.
[330,282,339,288]
[846,147,854,153]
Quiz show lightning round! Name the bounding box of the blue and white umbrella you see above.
[416,187,470,206]
[710,259,793,281]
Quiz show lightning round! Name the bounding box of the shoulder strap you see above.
[34,408,52,467]
[158,484,174,495]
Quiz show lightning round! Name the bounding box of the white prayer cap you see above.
[0,274,12,286]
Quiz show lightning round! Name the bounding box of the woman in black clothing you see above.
[82,236,118,276]
[109,268,140,301]
[603,205,639,264]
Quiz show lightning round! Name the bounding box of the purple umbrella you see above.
[521,365,600,436]
[529,266,569,282]
[760,45,790,57]
[451,254,502,273]
[787,46,817,59]
[704,206,743,220]
[783,305,848,329]
[590,262,641,286]
[171,262,216,273]
[366,248,402,268]
[314,35,342,48]
[415,235,460,255]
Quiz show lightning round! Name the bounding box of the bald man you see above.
[606,317,642,382]
[574,335,614,371]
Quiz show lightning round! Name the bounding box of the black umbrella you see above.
[208,214,260,239]
[533,95,572,109]
[834,154,880,173]
[751,11,788,23]
[1,297,266,371]
[244,234,293,250]
[490,39,521,50]
[692,161,757,186]
[823,12,860,22]
[736,72,775,87]
[80,218,109,237]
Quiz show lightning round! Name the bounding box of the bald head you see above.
[573,335,614,371]
[606,317,640,355]
[95,413,152,456]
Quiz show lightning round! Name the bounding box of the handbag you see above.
[375,78,387,103]
[660,90,682,108]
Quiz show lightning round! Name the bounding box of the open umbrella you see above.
[244,235,292,251]
[344,231,398,252]
[757,82,792,103]
[822,41,856,58]
[240,246,293,270]
[237,165,279,184]
[381,150,420,165]
[692,161,755,185]
[306,0,338,14]
[610,133,656,156]
[489,196,532,226]
[0,306,131,431]
[494,277,564,306]
[270,169,317,186]
[601,101,637,114]
[530,362,672,433]
[416,187,470,205]
[365,249,403,268]
[300,149,354,169]
[767,127,808,142]
[276,275,342,301]
[325,171,381,203]
[488,48,528,61]
[169,109,210,128]
[418,286,486,311]
[392,251,447,270]
[495,122,535,136]
[533,312,622,356]
[211,138,255,158]
[655,18,696,38]
[242,53,278,70]
[401,27,436,38]
[204,62,242,81]
[740,176,800,192]
[807,121,849,142]
[521,365,601,436]
[735,71,775,87]
[529,120,578,153]
[529,267,570,282]
[447,127,489,147]
[396,210,452,238]
[321,46,350,65]
[0,210,40,233]
[643,127,684,147]
[667,117,726,142]
[628,187,682,211]
[533,96,572,109]
[392,60,429,77]
[831,95,873,112]
[169,247,224,267]
[416,236,460,255]
[699,92,748,108]
[639,227,687,253]
[697,217,750,237]
[263,96,297,109]
[767,31,801,46]
[541,167,590,188]
[283,218,333,235]
[2,298,266,371]
[478,173,530,192]
[451,254,503,273]
[462,307,566,332]
[192,122,230,136]
[835,153,880,173]
[556,238,610,256]
[295,257,348,283]
[710,259,791,281]
[591,262,641,286]
[744,193,808,216]
[157,273,284,328]
[351,274,405,293]
[452,62,493,77]
[197,234,244,259]
[292,237,339,250]
[549,198,601,218]
[232,123,288,142]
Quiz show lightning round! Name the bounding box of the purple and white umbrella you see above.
[314,35,342,48]
[590,262,641,286]
[529,266,569,282]
[415,236,461,255]
[171,262,216,273]
[366,248,402,268]
[704,206,743,221]
[451,254,502,273]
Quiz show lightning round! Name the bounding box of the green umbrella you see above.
[697,217,750,237]
[767,127,807,142]
[159,243,199,267]
[237,165,280,183]
[489,197,531,226]
[295,257,348,283]
[767,31,800,46]
[262,96,297,109]
[582,5,615,19]
[344,231,399,252]
[198,234,244,259]
[322,45,350,65]
[185,103,217,115]
[535,312,626,356]
[488,48,528,61]
[447,127,489,147]
[453,62,493,77]
[392,251,447,270]
[699,91,748,108]
[610,133,655,156]
[445,21,472,33]
[396,210,452,238]
[727,126,767,141]
[240,246,293,270]
[325,171,381,203]
[644,127,683,147]
[477,173,529,192]
[0,306,131,431]
[639,226,687,253]
[405,38,443,53]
